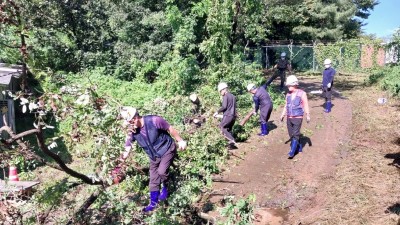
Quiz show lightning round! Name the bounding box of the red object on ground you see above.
[111,166,124,184]
[9,166,19,181]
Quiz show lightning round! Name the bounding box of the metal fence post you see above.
[312,40,316,71]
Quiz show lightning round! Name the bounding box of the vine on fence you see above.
[314,39,383,72]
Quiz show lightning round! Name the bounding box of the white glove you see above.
[121,146,131,160]
[215,114,223,119]
[122,151,129,159]
[306,114,311,123]
[213,112,218,118]
[178,140,187,150]
[252,111,257,116]
[327,83,331,88]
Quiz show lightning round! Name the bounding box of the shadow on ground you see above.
[385,152,400,169]
[386,202,400,215]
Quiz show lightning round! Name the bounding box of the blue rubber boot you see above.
[324,101,332,113]
[297,142,303,153]
[159,184,168,201]
[258,123,268,136]
[288,138,298,158]
[143,191,159,212]
[263,123,269,135]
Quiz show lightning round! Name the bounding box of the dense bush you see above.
[1,0,379,223]
[7,63,284,223]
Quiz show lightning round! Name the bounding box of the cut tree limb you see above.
[240,110,255,126]
[0,126,62,170]
[35,126,103,185]
[0,124,103,185]
[66,187,103,225]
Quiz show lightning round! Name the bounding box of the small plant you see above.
[303,128,314,137]
[219,194,256,225]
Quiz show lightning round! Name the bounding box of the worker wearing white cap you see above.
[246,83,273,136]
[322,59,336,113]
[280,75,310,159]
[266,52,292,92]
[213,82,237,149]
[120,106,187,212]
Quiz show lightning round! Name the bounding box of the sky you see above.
[363,0,400,39]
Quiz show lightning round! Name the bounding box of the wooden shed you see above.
[0,64,22,134]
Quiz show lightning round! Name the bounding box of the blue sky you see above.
[363,0,400,38]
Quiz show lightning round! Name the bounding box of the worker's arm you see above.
[168,126,183,142]
[301,92,311,122]
[287,63,292,73]
[121,133,134,160]
[217,95,228,113]
[168,126,187,150]
[280,100,287,121]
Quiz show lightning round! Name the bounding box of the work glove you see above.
[327,83,331,88]
[119,146,132,161]
[119,151,129,162]
[215,115,223,119]
[178,140,187,150]
[213,112,218,118]
[306,114,311,123]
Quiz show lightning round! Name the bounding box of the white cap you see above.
[281,52,286,57]
[189,93,198,102]
[286,75,299,86]
[217,82,228,92]
[120,106,138,121]
[246,83,256,92]
[324,59,332,65]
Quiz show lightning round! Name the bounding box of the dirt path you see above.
[207,75,400,224]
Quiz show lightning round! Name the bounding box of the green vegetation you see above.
[3,0,399,224]
[367,29,400,97]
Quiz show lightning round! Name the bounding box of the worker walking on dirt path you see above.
[322,59,336,113]
[280,75,310,159]
[119,107,187,212]
[265,52,292,92]
[213,82,237,150]
[246,83,273,136]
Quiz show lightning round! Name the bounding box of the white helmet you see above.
[286,75,299,86]
[120,106,138,122]
[189,93,198,102]
[324,59,332,65]
[281,52,286,57]
[246,83,256,92]
[217,82,228,92]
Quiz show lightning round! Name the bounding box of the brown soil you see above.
[207,74,400,225]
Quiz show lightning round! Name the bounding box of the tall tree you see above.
[263,0,378,41]
[0,0,34,92]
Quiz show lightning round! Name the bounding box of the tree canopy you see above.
[1,0,378,79]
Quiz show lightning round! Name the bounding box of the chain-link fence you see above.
[263,44,315,71]
[245,41,398,72]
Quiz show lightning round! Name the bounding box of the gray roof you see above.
[0,66,21,85]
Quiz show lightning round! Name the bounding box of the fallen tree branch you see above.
[35,126,103,185]
[198,212,217,224]
[1,124,103,185]
[239,110,255,126]
[65,187,104,225]
[1,126,62,170]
